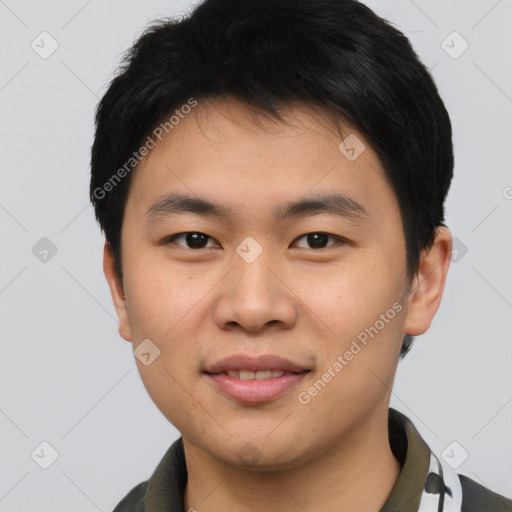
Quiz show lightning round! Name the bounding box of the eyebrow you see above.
[145,192,369,224]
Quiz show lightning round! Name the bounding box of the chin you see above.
[202,434,311,472]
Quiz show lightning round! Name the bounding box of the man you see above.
[90,0,512,510]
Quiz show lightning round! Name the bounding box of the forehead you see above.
[125,97,399,227]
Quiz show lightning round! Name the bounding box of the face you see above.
[104,97,450,470]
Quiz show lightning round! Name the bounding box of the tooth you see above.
[255,370,272,380]
[225,369,286,380]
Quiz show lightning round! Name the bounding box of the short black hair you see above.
[90,0,453,358]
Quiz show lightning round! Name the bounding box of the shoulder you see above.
[110,436,186,512]
[460,474,512,512]
[112,480,148,512]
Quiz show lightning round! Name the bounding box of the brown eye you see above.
[293,232,343,249]
[165,232,218,249]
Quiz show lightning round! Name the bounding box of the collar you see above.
[383,408,463,511]
[140,408,463,511]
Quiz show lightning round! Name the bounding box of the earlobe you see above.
[403,226,452,336]
[103,241,133,342]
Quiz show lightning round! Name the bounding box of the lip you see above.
[203,354,311,404]
[204,354,309,374]
[205,372,309,403]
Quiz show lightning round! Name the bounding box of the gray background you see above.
[1,0,511,510]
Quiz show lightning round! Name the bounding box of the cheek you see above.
[298,259,405,369]
[125,271,207,421]
[122,247,206,338]
[123,263,218,391]
[299,257,398,326]
[302,282,404,424]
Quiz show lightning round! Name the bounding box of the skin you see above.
[104,97,452,512]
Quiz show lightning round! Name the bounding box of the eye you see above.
[162,231,347,251]
[163,232,219,249]
[292,232,345,250]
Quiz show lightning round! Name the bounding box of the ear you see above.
[403,226,452,336]
[103,241,133,342]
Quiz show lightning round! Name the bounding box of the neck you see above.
[183,409,401,512]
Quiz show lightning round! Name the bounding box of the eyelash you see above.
[162,231,348,251]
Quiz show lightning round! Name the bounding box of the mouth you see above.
[204,369,309,380]
[203,354,312,403]
[204,353,311,374]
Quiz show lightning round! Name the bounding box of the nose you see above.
[213,247,298,334]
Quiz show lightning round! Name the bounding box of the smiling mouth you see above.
[205,369,310,380]
[204,369,311,403]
